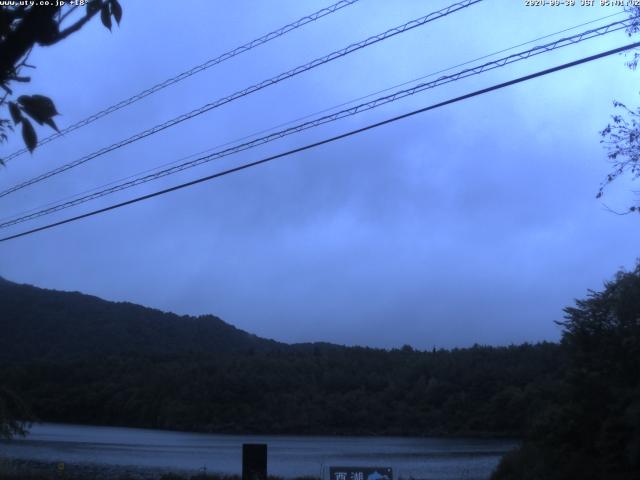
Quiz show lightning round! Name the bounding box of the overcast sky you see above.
[0,0,638,349]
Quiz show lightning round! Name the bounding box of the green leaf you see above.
[8,102,22,124]
[101,4,112,30]
[17,95,58,126]
[110,0,122,25]
[21,118,37,153]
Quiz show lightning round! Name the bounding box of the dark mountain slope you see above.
[0,276,566,437]
[0,277,282,361]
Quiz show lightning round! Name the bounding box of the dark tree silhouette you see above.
[0,0,122,161]
[492,262,640,480]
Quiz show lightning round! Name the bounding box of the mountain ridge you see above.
[0,276,566,438]
[0,276,286,361]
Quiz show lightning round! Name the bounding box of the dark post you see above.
[242,443,267,480]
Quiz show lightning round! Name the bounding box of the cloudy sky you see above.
[0,0,638,349]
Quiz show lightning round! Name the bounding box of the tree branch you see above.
[58,5,79,25]
[52,7,101,44]
[0,6,58,82]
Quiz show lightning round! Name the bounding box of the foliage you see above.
[0,0,122,160]
[599,101,640,213]
[624,6,640,70]
[492,263,640,480]
[6,265,639,478]
[0,277,563,437]
[598,6,640,213]
[0,343,564,437]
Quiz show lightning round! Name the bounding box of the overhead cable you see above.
[0,17,631,229]
[1,41,637,243]
[0,0,482,198]
[1,0,362,163]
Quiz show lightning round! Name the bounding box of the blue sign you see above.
[329,467,393,480]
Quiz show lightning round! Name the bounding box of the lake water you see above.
[0,423,517,480]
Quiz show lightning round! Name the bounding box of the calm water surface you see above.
[1,423,517,480]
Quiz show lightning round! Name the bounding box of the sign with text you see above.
[329,467,393,480]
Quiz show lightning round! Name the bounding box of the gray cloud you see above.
[0,0,638,349]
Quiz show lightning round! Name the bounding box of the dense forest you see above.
[2,265,640,480]
[0,276,563,437]
[1,343,563,436]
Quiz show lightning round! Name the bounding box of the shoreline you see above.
[17,420,521,441]
[0,457,270,480]
[2,424,515,480]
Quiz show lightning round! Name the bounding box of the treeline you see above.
[1,343,562,437]
[0,276,564,437]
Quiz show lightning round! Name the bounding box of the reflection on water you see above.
[0,423,517,479]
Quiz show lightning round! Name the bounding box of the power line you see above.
[1,0,362,163]
[2,10,621,225]
[1,41,637,244]
[0,17,630,227]
[0,0,483,199]
[0,16,631,229]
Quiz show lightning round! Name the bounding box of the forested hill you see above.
[0,276,565,437]
[0,276,282,361]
